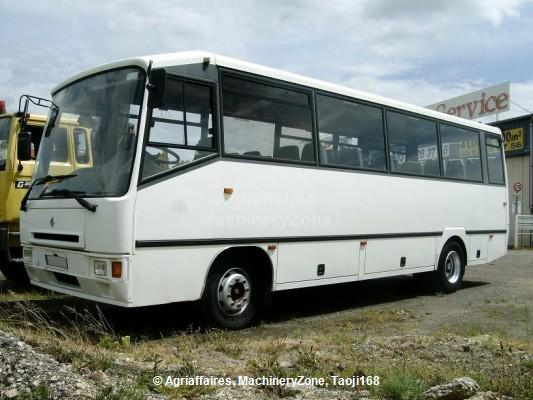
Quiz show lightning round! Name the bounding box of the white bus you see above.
[20,51,507,329]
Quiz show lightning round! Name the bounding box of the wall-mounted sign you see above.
[513,181,522,193]
[502,127,524,152]
[427,82,510,120]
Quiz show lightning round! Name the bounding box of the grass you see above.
[379,371,429,400]
[17,385,54,400]
[0,279,64,303]
[94,385,146,400]
[0,282,532,399]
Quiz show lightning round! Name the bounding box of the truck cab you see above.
[0,101,92,283]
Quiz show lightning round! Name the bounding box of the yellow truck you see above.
[0,96,92,284]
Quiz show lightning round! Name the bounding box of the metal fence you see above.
[514,214,533,248]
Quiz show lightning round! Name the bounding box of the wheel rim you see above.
[217,268,251,316]
[444,251,461,284]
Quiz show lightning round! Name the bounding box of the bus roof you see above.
[52,51,501,135]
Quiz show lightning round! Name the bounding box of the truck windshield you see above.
[29,67,145,199]
[0,118,10,171]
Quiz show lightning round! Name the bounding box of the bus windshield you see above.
[29,67,145,199]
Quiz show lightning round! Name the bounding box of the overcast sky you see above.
[2,0,533,122]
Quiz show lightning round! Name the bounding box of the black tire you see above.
[0,254,30,287]
[434,241,465,293]
[201,264,258,330]
[416,241,465,293]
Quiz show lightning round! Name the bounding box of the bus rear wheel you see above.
[436,242,465,293]
[416,241,465,293]
[202,265,258,330]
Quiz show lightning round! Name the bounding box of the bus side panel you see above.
[468,235,488,263]
[134,160,508,305]
[132,247,220,305]
[487,233,507,263]
[276,241,359,284]
[363,237,437,275]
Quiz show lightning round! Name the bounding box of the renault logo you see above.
[49,217,55,228]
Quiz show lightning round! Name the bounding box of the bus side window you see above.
[222,75,314,163]
[316,94,386,171]
[486,136,505,184]
[142,79,216,180]
[386,111,440,177]
[440,124,482,181]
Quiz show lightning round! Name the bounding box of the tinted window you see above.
[142,79,216,179]
[49,127,69,162]
[440,125,482,181]
[0,118,11,171]
[223,76,309,105]
[317,95,386,170]
[387,111,440,176]
[486,135,505,184]
[222,75,314,162]
[74,128,90,164]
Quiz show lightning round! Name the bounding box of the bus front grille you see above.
[33,233,79,243]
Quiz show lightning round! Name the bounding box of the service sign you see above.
[427,82,510,120]
[502,127,524,152]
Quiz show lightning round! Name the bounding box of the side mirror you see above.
[17,131,32,161]
[147,68,167,109]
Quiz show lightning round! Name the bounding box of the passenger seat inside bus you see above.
[301,143,314,162]
[445,159,466,179]
[368,152,385,169]
[274,145,300,161]
[465,158,481,180]
[423,159,440,176]
[399,160,423,174]
[336,147,363,167]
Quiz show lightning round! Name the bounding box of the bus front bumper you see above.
[23,245,134,307]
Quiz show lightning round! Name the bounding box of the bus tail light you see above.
[111,261,122,278]
[0,101,5,114]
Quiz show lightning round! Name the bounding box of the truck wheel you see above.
[0,256,30,287]
[202,265,257,330]
[433,241,465,293]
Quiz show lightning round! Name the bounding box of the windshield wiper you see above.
[40,189,98,213]
[20,174,78,211]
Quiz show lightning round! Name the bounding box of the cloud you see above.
[0,0,532,123]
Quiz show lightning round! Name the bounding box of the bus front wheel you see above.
[202,265,258,330]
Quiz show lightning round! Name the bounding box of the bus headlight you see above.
[93,260,107,277]
[23,248,33,264]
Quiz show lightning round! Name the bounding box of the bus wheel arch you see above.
[415,236,467,293]
[436,238,466,293]
[201,246,274,329]
[445,236,467,267]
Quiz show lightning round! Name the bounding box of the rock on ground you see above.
[421,377,480,400]
[0,330,97,399]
